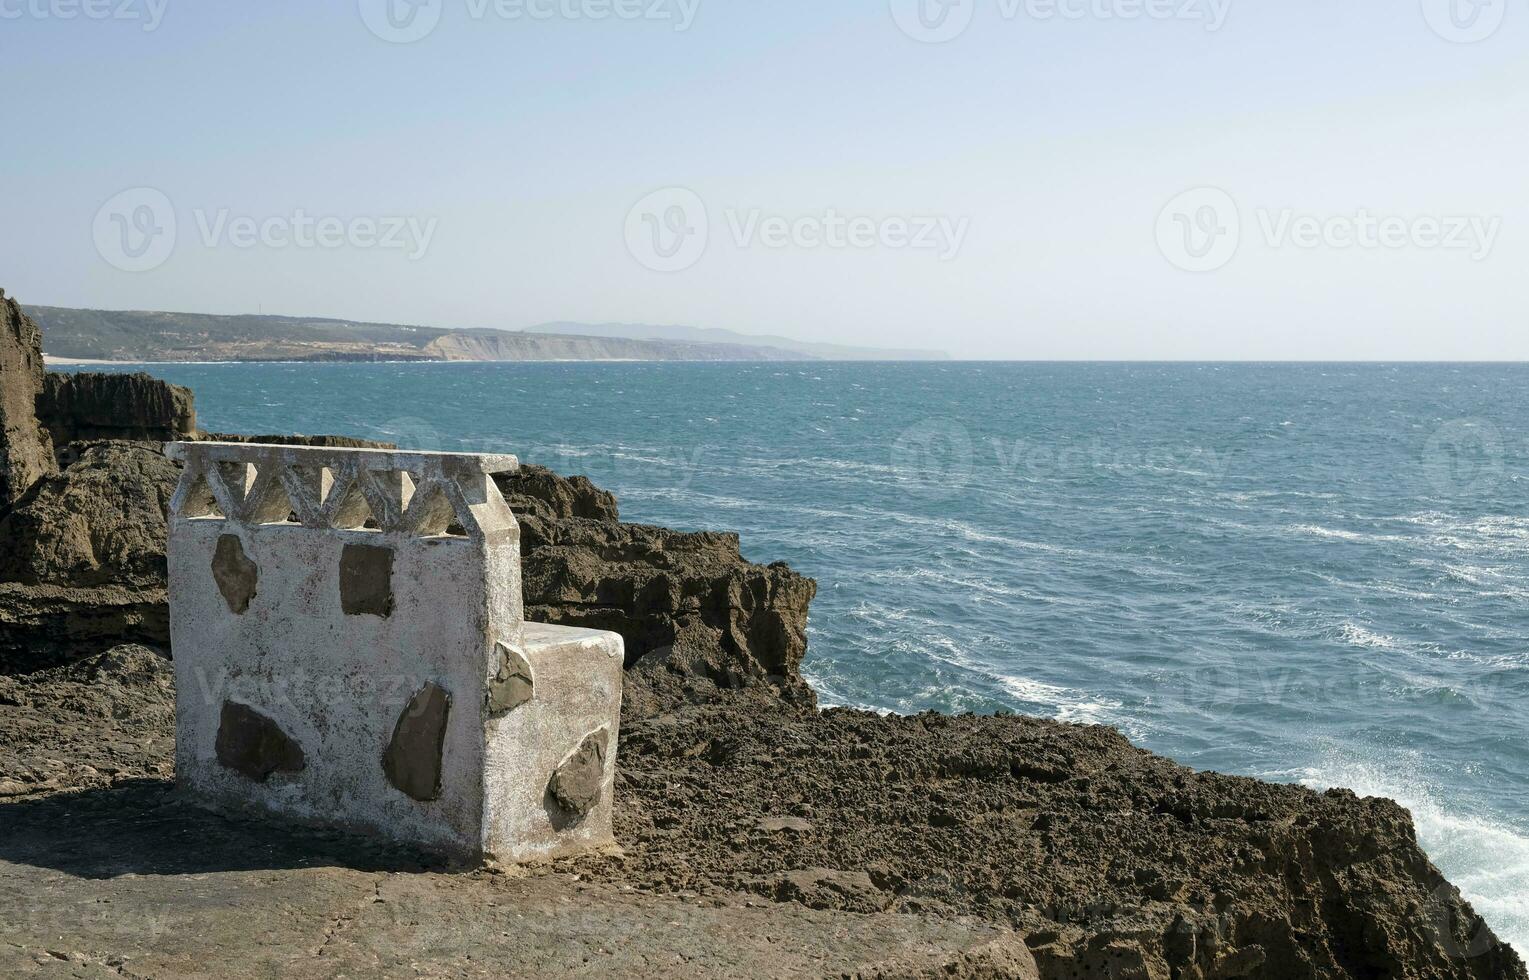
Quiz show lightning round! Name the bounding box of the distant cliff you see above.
[420,330,800,362]
[25,306,870,363]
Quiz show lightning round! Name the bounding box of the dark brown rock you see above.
[383,682,449,802]
[0,442,176,670]
[589,701,1527,980]
[37,371,195,452]
[339,543,393,618]
[211,535,257,614]
[214,701,305,782]
[548,727,608,818]
[488,641,534,714]
[0,289,57,507]
[497,465,818,713]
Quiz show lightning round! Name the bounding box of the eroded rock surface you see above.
[37,371,195,450]
[0,443,176,669]
[0,289,56,507]
[587,702,1524,980]
[498,464,819,710]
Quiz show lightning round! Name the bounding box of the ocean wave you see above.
[1339,622,1400,651]
[1295,758,1529,955]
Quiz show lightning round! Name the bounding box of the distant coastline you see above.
[28,305,947,364]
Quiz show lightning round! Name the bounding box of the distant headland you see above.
[26,305,948,364]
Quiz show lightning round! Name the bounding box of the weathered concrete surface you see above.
[0,289,56,507]
[485,623,624,862]
[37,371,195,451]
[0,781,1035,980]
[167,443,623,865]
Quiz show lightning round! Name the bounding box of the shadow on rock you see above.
[0,779,446,878]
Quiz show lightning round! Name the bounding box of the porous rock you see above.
[37,371,195,451]
[0,289,56,507]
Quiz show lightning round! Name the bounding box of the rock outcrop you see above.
[37,371,195,450]
[599,702,1524,980]
[0,442,176,670]
[0,290,56,508]
[498,465,819,710]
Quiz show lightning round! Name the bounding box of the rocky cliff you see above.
[0,290,56,507]
[37,371,195,448]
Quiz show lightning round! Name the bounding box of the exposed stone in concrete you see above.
[339,542,393,617]
[383,682,450,802]
[548,727,609,819]
[214,701,305,781]
[488,641,534,714]
[211,534,258,614]
[0,288,57,506]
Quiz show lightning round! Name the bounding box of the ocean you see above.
[67,360,1529,947]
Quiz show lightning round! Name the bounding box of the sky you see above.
[1,0,1525,359]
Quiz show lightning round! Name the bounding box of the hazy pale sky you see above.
[2,0,1524,359]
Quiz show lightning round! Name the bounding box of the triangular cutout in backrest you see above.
[244,466,296,524]
[326,477,379,530]
[216,461,255,508]
[181,471,224,519]
[404,481,461,536]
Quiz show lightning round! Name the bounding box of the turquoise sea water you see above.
[69,360,1529,948]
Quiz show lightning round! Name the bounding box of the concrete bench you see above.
[164,442,623,863]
